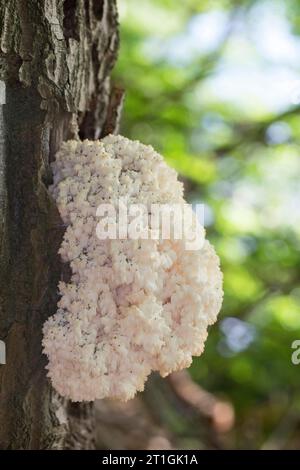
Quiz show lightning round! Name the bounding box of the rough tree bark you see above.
[0,0,119,449]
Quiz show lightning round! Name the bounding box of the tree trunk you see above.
[0,0,119,450]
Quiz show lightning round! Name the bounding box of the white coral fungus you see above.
[43,135,223,402]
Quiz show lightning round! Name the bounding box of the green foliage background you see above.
[114,0,300,449]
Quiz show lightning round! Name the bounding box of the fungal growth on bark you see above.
[42,135,223,402]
